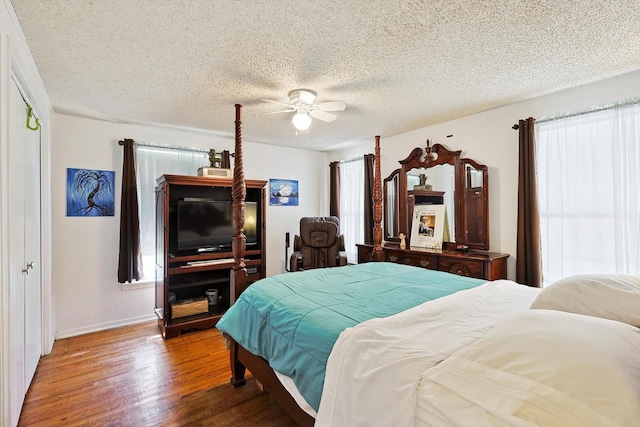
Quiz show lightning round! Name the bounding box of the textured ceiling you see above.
[10,0,640,151]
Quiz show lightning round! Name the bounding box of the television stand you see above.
[155,174,267,339]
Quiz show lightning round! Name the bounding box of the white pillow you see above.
[530,274,640,326]
[419,310,640,426]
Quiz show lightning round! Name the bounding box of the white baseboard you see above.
[55,314,157,339]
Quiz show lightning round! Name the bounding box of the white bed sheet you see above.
[273,369,317,418]
[315,280,540,427]
[415,310,640,427]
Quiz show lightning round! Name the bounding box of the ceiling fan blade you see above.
[265,109,295,115]
[317,101,346,112]
[310,109,337,122]
[261,98,293,108]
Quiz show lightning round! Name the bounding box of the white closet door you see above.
[8,79,42,427]
[23,91,42,388]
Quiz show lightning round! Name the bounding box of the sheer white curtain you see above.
[536,101,640,286]
[135,144,208,279]
[339,157,365,263]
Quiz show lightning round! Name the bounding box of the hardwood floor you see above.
[18,321,298,427]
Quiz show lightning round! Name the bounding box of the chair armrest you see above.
[293,235,302,252]
[290,251,303,271]
[336,235,347,266]
[337,251,348,266]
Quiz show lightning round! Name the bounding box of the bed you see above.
[216,261,488,413]
[220,105,640,426]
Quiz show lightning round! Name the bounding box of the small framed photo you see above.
[410,204,446,249]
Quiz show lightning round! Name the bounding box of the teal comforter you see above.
[216,262,485,411]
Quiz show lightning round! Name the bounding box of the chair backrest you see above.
[296,216,342,270]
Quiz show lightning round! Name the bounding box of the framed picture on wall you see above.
[269,178,299,206]
[66,168,115,216]
[410,204,446,249]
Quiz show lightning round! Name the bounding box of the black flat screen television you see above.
[176,200,257,252]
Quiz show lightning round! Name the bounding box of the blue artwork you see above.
[269,179,299,206]
[66,168,115,216]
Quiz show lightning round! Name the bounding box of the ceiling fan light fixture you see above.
[292,110,312,131]
[262,89,344,131]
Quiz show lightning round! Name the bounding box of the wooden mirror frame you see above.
[383,141,490,250]
[383,169,401,242]
[461,158,489,249]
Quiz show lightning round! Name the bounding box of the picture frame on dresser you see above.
[410,204,446,249]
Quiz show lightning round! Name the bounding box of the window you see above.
[339,157,365,263]
[135,144,207,280]
[536,101,640,286]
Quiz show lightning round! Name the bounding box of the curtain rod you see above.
[118,139,233,156]
[340,154,370,164]
[511,98,640,129]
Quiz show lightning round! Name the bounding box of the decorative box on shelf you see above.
[170,297,208,319]
[197,167,232,178]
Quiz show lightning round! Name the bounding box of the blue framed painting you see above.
[66,168,115,216]
[269,179,299,206]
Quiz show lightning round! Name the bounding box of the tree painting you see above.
[66,168,115,216]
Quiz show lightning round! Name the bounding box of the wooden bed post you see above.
[371,135,384,261]
[229,339,247,387]
[229,104,249,388]
[231,104,249,301]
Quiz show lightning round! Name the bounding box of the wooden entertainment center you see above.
[154,174,267,339]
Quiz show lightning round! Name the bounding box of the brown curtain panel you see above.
[363,154,375,244]
[117,138,144,283]
[516,118,542,287]
[329,161,340,218]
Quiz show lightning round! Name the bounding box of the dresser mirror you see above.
[383,141,489,250]
[406,164,456,242]
[461,158,488,248]
[384,170,400,239]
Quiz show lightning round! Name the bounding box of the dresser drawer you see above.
[356,244,508,281]
[438,257,484,279]
[385,250,437,270]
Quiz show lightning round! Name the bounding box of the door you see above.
[8,79,42,426]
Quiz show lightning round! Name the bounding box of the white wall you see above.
[329,70,640,280]
[52,114,327,337]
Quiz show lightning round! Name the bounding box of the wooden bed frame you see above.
[227,104,384,426]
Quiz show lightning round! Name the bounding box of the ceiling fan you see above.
[262,89,346,131]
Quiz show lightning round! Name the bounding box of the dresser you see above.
[357,243,509,280]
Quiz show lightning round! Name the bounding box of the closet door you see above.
[8,79,42,426]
